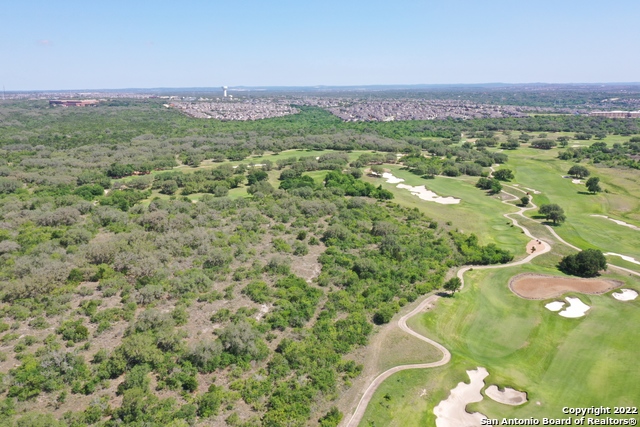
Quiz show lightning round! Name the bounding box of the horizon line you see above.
[4,82,640,93]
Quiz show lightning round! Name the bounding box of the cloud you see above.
[37,39,53,47]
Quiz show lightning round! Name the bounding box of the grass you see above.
[359,265,640,426]
[374,326,443,373]
[363,165,531,258]
[502,146,640,271]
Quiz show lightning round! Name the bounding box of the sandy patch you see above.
[591,215,640,231]
[397,183,461,204]
[382,172,405,184]
[381,173,461,204]
[605,252,640,265]
[561,175,583,184]
[509,273,622,300]
[434,367,488,427]
[559,297,590,318]
[612,289,638,301]
[485,385,527,406]
[526,239,545,254]
[545,301,565,312]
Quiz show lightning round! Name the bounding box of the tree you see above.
[559,249,607,277]
[493,169,514,181]
[557,136,570,147]
[443,277,462,294]
[568,165,590,179]
[585,177,602,193]
[370,165,384,176]
[539,204,566,224]
[520,196,530,206]
[490,180,502,194]
[530,139,557,150]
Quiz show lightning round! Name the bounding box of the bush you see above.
[56,320,89,343]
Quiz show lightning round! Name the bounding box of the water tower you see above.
[222,86,228,97]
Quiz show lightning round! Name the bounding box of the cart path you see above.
[343,182,639,427]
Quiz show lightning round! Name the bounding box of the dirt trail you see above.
[342,180,640,427]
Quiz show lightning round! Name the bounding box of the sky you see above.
[2,0,639,90]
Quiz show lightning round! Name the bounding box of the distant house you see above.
[589,111,640,118]
[49,99,99,107]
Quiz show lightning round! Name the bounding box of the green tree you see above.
[520,196,530,206]
[559,249,607,277]
[493,169,514,181]
[568,165,590,179]
[443,277,462,294]
[539,204,566,224]
[585,176,602,193]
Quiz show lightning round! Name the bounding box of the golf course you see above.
[343,135,640,426]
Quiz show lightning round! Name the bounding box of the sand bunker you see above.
[434,367,488,427]
[612,289,638,301]
[559,297,590,318]
[485,385,527,406]
[591,215,640,231]
[382,172,405,184]
[561,175,583,184]
[381,173,461,204]
[396,183,461,204]
[509,273,622,300]
[545,301,565,312]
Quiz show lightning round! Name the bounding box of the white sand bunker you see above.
[382,172,405,184]
[397,184,461,204]
[612,289,638,301]
[382,172,461,204]
[561,175,583,184]
[559,297,590,318]
[485,385,528,406]
[434,367,488,427]
[604,253,640,265]
[591,215,640,231]
[545,301,565,312]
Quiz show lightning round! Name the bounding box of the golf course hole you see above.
[509,273,623,300]
[485,385,528,406]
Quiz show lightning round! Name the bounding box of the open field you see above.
[358,265,640,426]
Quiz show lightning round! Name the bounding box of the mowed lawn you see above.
[505,145,640,266]
[358,265,640,426]
[363,164,531,258]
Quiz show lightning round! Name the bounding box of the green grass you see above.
[363,165,531,258]
[375,327,443,373]
[359,266,640,426]
[502,146,640,270]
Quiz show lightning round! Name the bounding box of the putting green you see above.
[358,266,640,426]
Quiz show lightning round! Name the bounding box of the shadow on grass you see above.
[436,292,454,298]
[577,191,596,195]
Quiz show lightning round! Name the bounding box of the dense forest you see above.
[0,99,637,426]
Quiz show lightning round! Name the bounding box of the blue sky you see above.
[2,0,639,90]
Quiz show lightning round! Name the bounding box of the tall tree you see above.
[539,204,566,224]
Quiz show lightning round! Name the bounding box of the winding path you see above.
[343,180,640,427]
[344,187,549,427]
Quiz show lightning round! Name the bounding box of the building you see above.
[589,111,640,118]
[49,99,99,107]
